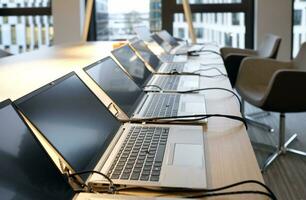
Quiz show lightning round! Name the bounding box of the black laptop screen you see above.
[16,74,121,178]
[0,101,74,200]
[151,33,172,52]
[112,45,151,87]
[85,57,145,117]
[131,40,162,70]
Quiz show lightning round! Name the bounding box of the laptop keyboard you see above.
[154,76,180,90]
[144,93,180,118]
[160,54,174,62]
[166,63,185,72]
[107,126,169,182]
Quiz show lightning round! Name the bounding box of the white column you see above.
[255,0,292,60]
[52,0,85,45]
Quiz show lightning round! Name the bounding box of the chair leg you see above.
[241,99,274,132]
[261,113,306,172]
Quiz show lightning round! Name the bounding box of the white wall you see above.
[52,0,85,45]
[255,0,292,61]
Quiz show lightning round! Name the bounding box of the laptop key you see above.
[140,175,149,181]
[155,144,166,162]
[130,173,140,180]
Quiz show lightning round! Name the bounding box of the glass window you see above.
[293,0,306,56]
[95,0,162,41]
[176,0,242,4]
[173,12,245,48]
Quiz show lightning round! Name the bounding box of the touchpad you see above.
[171,143,203,167]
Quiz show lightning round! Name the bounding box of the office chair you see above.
[221,34,282,87]
[221,34,282,132]
[236,42,306,171]
[0,49,12,58]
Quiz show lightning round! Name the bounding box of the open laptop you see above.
[111,44,200,92]
[15,72,207,190]
[130,39,200,74]
[133,26,187,63]
[0,99,74,200]
[157,30,203,54]
[84,56,207,122]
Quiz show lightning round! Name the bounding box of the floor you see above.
[246,103,306,200]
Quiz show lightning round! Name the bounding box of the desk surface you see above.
[0,42,265,200]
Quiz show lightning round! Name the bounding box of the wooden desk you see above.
[0,42,265,200]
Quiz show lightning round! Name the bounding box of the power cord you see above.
[193,67,226,76]
[142,85,163,91]
[169,69,227,78]
[69,170,116,194]
[131,114,247,129]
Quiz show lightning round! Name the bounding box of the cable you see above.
[131,114,247,129]
[175,87,242,112]
[193,67,226,75]
[169,69,227,78]
[69,170,116,194]
[186,190,275,199]
[200,63,224,67]
[115,180,276,200]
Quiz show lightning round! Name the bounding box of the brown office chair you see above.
[236,42,306,171]
[0,49,12,58]
[221,34,282,87]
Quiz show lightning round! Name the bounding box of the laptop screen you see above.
[112,45,151,87]
[0,100,74,200]
[158,31,180,47]
[133,26,152,42]
[85,57,145,117]
[131,40,162,70]
[16,73,121,179]
[151,33,172,52]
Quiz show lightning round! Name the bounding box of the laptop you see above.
[84,56,207,122]
[111,45,200,92]
[133,26,187,63]
[157,30,203,54]
[15,73,207,190]
[130,39,201,74]
[0,99,74,200]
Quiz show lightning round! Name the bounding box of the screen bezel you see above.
[83,57,146,118]
[111,44,153,88]
[0,99,74,196]
[14,72,122,181]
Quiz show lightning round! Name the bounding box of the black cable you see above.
[169,69,227,78]
[175,87,242,112]
[131,114,247,129]
[185,190,275,199]
[200,63,224,67]
[69,170,116,193]
[193,67,226,76]
[115,180,276,200]
[143,85,163,91]
[196,49,222,56]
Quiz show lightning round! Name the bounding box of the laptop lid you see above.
[151,33,172,52]
[0,99,74,200]
[133,25,152,42]
[15,73,121,180]
[130,40,163,71]
[111,45,152,87]
[158,30,180,47]
[84,57,146,118]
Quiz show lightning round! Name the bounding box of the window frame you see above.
[161,0,254,48]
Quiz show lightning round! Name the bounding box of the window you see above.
[293,0,306,56]
[163,0,254,48]
[0,0,52,54]
[92,0,162,41]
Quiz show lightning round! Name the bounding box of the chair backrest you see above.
[257,34,282,58]
[0,49,12,58]
[293,42,306,70]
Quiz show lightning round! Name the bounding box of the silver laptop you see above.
[15,73,207,190]
[111,45,200,92]
[133,26,187,63]
[130,39,200,74]
[157,30,203,54]
[84,57,207,122]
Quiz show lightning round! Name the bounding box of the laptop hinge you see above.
[107,102,119,117]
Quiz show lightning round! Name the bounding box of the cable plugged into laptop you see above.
[71,170,277,200]
[169,68,228,78]
[131,114,247,129]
